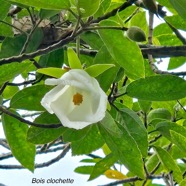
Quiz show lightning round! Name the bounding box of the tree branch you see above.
[0,143,70,169]
[0,106,62,128]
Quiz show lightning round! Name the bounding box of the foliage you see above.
[0,0,186,185]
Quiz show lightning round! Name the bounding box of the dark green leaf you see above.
[38,48,64,68]
[154,146,183,183]
[89,153,117,181]
[39,9,60,19]
[8,0,70,10]
[27,112,66,144]
[99,112,145,178]
[0,62,33,84]
[0,34,26,58]
[126,75,186,101]
[2,112,36,171]
[119,108,148,157]
[63,126,91,142]
[10,85,51,111]
[99,20,145,80]
[70,125,104,155]
[25,28,44,53]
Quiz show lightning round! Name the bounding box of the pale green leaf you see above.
[37,67,67,78]
[67,48,82,69]
[85,64,115,77]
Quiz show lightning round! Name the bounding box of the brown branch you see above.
[0,28,77,66]
[0,106,62,128]
[99,175,163,186]
[141,45,186,58]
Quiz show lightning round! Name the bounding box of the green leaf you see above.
[100,112,123,137]
[156,121,186,141]
[99,20,145,80]
[180,179,186,186]
[99,112,145,178]
[27,112,66,144]
[0,62,33,84]
[154,146,183,183]
[138,100,152,113]
[89,153,117,181]
[8,0,70,10]
[0,0,10,20]
[25,28,44,53]
[37,68,67,78]
[169,0,186,20]
[168,57,186,70]
[39,9,60,19]
[2,112,36,171]
[170,130,186,154]
[119,108,148,157]
[0,34,26,58]
[93,46,119,91]
[70,125,104,155]
[126,75,186,101]
[63,126,91,142]
[74,166,94,175]
[2,86,19,99]
[75,0,101,17]
[67,48,82,69]
[147,108,172,124]
[10,85,51,111]
[38,48,64,68]
[85,64,115,77]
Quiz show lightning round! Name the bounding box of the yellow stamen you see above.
[73,93,83,105]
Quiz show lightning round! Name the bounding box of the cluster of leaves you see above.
[0,0,186,185]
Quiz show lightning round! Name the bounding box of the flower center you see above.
[73,92,83,105]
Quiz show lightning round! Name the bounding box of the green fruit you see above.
[126,26,146,42]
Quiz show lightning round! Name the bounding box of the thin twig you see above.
[20,19,42,54]
[0,143,70,169]
[0,106,62,128]
[0,20,27,35]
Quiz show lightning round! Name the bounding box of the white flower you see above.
[41,69,107,129]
